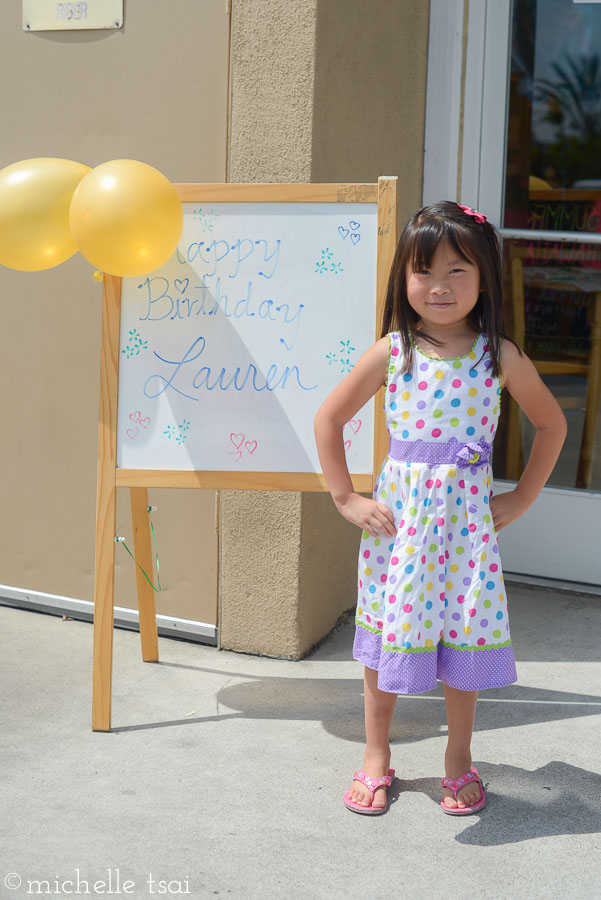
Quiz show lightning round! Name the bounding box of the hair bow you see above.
[455,439,492,469]
[457,203,487,224]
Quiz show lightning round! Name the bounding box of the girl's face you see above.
[405,240,481,330]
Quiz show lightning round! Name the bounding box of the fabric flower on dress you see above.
[456,203,487,224]
[455,439,492,469]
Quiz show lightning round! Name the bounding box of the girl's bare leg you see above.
[442,684,482,809]
[348,665,398,807]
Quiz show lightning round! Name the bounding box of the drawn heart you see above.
[127,427,139,440]
[350,233,361,246]
[349,221,360,230]
[348,418,362,434]
[230,450,242,462]
[245,440,257,454]
[230,432,244,449]
[129,410,151,429]
[174,277,189,294]
[338,226,349,240]
[344,440,352,452]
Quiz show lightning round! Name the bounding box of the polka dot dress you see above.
[353,331,518,694]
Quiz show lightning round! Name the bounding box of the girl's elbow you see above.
[543,410,568,436]
[557,409,568,435]
[315,414,345,441]
[533,408,567,438]
[314,408,333,432]
[561,414,569,445]
[546,397,568,434]
[314,407,326,427]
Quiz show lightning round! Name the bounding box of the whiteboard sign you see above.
[116,201,378,474]
[23,1,122,30]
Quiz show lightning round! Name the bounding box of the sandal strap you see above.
[352,770,393,794]
[441,770,480,797]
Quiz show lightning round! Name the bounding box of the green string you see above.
[115,506,162,592]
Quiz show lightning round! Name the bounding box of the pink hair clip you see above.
[457,202,487,224]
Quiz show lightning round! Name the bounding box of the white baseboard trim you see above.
[0,584,217,645]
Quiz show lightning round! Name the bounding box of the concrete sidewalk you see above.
[2,581,601,900]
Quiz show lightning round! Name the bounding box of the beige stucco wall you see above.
[0,1,228,628]
[221,0,430,658]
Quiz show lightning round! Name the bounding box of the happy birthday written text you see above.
[138,276,304,351]
[176,237,281,279]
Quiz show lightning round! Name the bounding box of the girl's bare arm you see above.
[495,340,568,528]
[314,336,390,507]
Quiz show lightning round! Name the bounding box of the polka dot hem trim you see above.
[353,625,518,694]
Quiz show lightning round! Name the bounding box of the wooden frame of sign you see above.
[92,176,398,731]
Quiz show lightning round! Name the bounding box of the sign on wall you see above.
[23,1,123,31]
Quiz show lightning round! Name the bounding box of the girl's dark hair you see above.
[380,200,524,377]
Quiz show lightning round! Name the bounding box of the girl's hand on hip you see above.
[336,493,397,538]
[490,489,531,533]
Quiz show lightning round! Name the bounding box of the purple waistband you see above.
[388,436,492,468]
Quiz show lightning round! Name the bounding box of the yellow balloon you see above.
[69,159,183,277]
[0,157,91,271]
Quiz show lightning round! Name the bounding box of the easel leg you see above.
[92,482,117,732]
[130,487,159,662]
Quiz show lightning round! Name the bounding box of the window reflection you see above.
[500,239,601,491]
[506,0,601,219]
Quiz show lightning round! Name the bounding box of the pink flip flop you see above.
[440,764,486,815]
[343,768,395,815]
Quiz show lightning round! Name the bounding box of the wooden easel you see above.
[92,177,398,731]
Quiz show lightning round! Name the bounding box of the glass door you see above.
[426,0,601,585]
[500,0,601,499]
[490,0,601,586]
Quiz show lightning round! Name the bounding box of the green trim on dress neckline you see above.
[409,330,481,361]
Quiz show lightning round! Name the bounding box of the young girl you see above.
[314,200,567,816]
